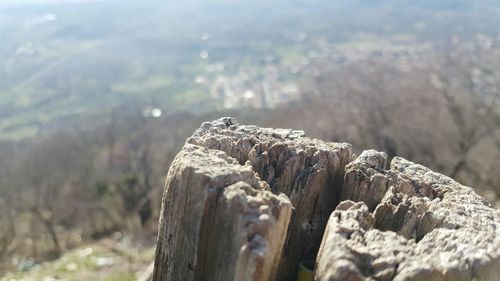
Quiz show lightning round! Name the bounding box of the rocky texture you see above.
[153,118,352,281]
[316,150,500,281]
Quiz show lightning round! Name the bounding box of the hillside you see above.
[1,0,500,139]
[1,1,500,279]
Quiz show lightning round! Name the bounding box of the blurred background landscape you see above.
[1,0,500,280]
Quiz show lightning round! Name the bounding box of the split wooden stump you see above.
[153,118,500,281]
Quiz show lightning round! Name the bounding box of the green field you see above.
[1,0,499,140]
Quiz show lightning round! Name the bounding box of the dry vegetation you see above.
[1,39,499,277]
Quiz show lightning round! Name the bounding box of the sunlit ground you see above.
[1,238,154,281]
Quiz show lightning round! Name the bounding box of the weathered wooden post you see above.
[152,118,352,281]
[152,120,500,281]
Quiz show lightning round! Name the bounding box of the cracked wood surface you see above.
[316,150,500,281]
[153,118,351,281]
[152,119,499,281]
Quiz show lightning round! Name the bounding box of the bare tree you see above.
[431,44,500,179]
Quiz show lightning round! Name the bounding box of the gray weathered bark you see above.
[316,150,500,281]
[152,144,292,281]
